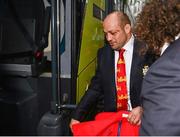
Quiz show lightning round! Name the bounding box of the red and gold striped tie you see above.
[116,48,128,111]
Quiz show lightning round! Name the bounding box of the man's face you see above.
[103,15,128,51]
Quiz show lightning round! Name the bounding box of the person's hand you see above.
[69,118,80,131]
[127,106,143,125]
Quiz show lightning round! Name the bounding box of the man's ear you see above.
[124,24,131,34]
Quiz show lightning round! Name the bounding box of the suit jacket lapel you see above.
[110,49,117,110]
[106,47,116,100]
[107,48,116,94]
[130,39,141,91]
[111,50,116,94]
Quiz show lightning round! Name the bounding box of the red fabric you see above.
[72,111,139,136]
[116,49,128,110]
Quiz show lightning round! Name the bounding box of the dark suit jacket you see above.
[73,39,154,121]
[140,38,180,135]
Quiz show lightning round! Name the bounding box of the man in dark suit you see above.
[133,0,180,135]
[140,38,180,135]
[70,11,153,130]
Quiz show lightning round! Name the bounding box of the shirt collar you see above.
[122,34,134,53]
[160,33,180,55]
[175,33,180,40]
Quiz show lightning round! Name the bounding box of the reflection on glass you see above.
[113,0,149,25]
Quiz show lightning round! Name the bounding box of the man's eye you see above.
[112,32,117,35]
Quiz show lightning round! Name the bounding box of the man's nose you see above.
[106,34,112,41]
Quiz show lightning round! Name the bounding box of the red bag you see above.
[72,111,139,136]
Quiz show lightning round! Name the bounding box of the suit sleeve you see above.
[72,49,104,121]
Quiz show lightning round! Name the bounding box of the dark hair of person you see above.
[134,0,180,56]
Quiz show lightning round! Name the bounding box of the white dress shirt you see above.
[160,42,169,55]
[115,35,134,110]
[160,33,180,55]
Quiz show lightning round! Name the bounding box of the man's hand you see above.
[127,106,143,125]
[69,118,80,131]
